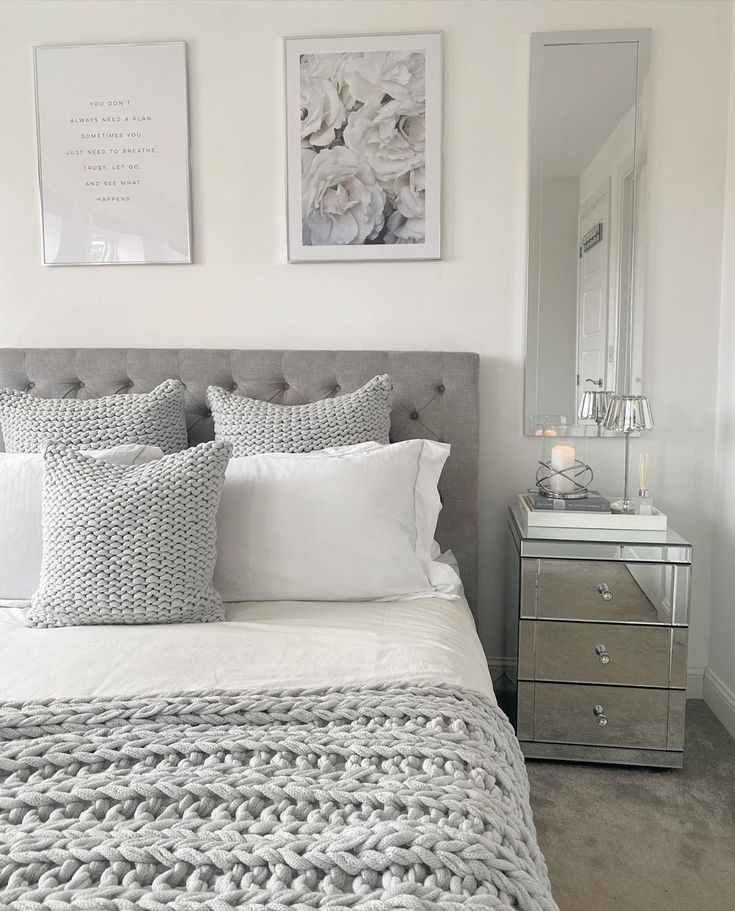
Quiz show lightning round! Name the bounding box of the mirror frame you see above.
[524,28,651,437]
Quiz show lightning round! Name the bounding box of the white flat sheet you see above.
[0,597,494,703]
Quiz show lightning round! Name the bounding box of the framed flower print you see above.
[285,33,442,262]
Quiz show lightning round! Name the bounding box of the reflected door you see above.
[577,182,610,414]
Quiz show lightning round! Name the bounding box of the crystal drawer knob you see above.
[594,644,610,664]
[593,705,608,726]
[597,583,614,601]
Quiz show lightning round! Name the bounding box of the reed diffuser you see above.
[637,452,654,515]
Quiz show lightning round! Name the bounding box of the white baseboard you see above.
[687,666,705,699]
[487,656,515,686]
[703,667,735,741]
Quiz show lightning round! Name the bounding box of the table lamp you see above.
[578,389,613,428]
[603,394,654,513]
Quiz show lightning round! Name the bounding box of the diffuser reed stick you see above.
[638,452,650,498]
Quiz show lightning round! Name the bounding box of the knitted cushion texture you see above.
[208,374,392,456]
[0,379,188,454]
[0,682,557,910]
[26,440,231,628]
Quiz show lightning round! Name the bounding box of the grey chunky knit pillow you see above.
[0,379,188,454]
[208,374,392,456]
[26,441,232,628]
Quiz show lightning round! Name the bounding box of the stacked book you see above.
[518,489,667,530]
[524,489,611,512]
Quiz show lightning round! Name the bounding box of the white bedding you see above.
[0,596,494,704]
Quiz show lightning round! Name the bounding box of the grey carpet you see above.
[526,700,735,911]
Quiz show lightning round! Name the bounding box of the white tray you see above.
[518,494,667,531]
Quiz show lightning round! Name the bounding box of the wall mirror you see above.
[525,29,650,436]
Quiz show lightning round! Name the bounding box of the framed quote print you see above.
[285,33,442,262]
[34,42,192,265]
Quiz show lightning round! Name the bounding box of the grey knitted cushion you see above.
[0,379,188,454]
[208,374,392,455]
[26,440,232,628]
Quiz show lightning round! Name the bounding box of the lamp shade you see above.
[578,390,613,424]
[603,395,654,433]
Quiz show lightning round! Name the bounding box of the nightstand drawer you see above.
[521,558,686,624]
[519,620,675,686]
[518,682,683,750]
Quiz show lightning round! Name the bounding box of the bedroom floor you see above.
[526,700,735,911]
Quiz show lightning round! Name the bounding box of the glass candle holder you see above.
[536,425,592,499]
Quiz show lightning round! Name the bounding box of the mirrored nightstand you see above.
[504,503,692,768]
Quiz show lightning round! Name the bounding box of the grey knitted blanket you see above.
[0,682,557,910]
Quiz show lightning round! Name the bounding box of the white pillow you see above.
[214,440,462,602]
[0,444,164,602]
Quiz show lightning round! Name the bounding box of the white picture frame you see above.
[34,42,192,266]
[285,33,442,262]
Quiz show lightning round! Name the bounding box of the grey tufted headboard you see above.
[0,349,479,615]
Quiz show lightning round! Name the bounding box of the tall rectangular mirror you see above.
[525,29,650,436]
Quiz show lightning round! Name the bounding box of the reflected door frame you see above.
[615,159,636,394]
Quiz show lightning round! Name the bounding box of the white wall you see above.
[579,106,635,202]
[0,0,732,677]
[709,8,735,736]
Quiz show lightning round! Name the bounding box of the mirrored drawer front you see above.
[519,620,677,687]
[517,682,685,751]
[521,558,690,624]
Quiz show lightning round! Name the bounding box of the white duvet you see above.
[0,596,494,704]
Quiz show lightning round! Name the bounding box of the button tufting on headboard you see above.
[0,348,479,616]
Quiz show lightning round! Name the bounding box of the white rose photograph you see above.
[285,34,442,261]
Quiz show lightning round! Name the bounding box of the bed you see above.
[0,349,556,910]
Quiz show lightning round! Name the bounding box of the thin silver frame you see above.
[283,32,443,264]
[33,41,194,267]
[524,29,651,437]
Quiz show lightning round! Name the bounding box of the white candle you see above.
[550,443,576,494]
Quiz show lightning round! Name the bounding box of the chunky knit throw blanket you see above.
[0,683,557,910]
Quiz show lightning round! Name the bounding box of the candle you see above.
[550,443,576,494]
